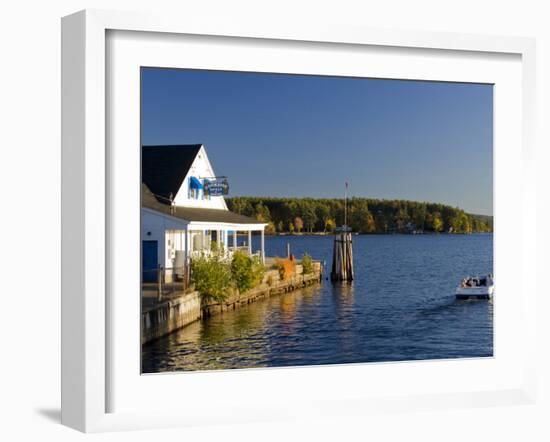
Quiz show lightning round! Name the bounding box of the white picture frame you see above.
[61,9,537,433]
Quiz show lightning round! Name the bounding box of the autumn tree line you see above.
[226,197,493,235]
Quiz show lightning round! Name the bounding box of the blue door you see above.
[142,240,158,282]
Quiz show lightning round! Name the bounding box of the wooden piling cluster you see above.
[331,232,354,281]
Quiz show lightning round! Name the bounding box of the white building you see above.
[141,144,266,283]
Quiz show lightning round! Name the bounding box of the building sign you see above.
[204,178,229,196]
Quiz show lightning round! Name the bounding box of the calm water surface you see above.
[142,234,493,372]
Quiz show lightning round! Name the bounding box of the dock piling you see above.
[331,231,354,281]
[331,181,354,281]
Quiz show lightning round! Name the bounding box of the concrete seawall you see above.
[142,291,202,344]
[142,262,322,345]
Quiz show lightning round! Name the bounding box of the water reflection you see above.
[330,282,356,358]
[142,234,493,373]
[143,284,325,372]
[332,281,355,308]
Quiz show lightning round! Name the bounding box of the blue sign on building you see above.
[204,178,229,196]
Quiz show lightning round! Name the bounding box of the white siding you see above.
[173,146,228,210]
[141,208,188,268]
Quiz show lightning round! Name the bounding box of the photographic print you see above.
[140,68,493,373]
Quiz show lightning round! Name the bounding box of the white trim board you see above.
[61,9,537,433]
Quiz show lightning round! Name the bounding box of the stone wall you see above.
[202,262,322,317]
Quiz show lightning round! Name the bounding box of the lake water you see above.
[142,233,493,372]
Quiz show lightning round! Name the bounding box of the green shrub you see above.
[190,252,232,302]
[251,255,266,286]
[210,240,223,253]
[231,251,266,293]
[301,253,314,274]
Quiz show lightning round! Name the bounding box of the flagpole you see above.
[344,181,348,230]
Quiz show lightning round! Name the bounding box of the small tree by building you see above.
[190,252,232,302]
[301,253,313,274]
[231,251,266,293]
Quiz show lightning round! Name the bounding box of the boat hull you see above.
[455,285,494,300]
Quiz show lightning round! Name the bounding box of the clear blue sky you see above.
[141,68,493,215]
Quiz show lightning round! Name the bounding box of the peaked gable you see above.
[142,144,202,202]
[175,145,228,210]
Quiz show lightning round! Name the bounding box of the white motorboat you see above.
[455,274,494,300]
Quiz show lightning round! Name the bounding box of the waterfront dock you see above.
[141,260,322,345]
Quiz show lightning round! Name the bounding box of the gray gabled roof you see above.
[142,144,202,203]
[142,184,265,225]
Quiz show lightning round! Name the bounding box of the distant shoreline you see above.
[226,196,493,235]
[261,231,493,237]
